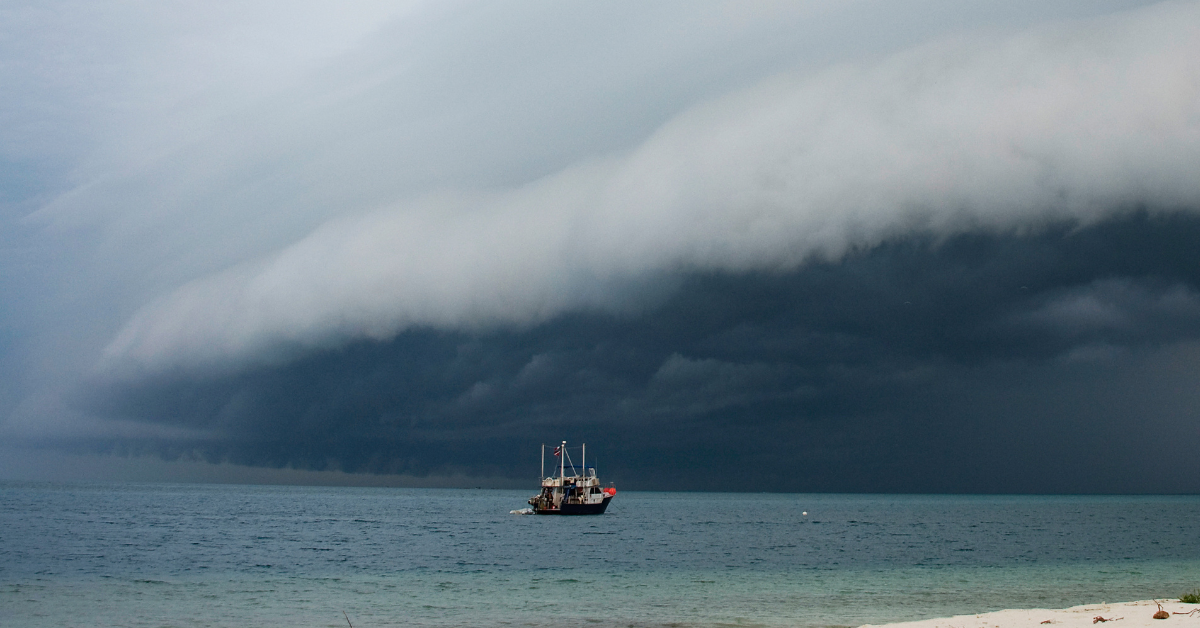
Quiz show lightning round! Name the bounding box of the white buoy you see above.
[802,511,807,516]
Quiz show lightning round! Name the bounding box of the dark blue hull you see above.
[534,496,612,515]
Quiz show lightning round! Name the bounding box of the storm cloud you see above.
[3,1,1200,491]
[99,0,1200,373]
[70,214,1200,491]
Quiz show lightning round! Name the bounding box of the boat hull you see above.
[533,495,612,515]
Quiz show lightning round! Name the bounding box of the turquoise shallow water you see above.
[2,483,1199,627]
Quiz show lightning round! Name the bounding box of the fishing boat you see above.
[528,441,616,515]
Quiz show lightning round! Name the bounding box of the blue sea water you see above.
[2,483,1199,628]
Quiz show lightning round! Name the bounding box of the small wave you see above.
[509,508,534,515]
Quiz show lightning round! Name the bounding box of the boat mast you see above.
[541,443,545,479]
[561,440,566,479]
[583,443,586,479]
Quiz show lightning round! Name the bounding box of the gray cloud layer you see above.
[95,1,1200,373]
[5,1,1200,490]
[67,214,1200,491]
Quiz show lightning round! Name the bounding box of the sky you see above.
[2,0,1199,492]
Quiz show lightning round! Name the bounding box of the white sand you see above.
[862,600,1200,628]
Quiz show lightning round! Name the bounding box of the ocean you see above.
[2,482,1198,628]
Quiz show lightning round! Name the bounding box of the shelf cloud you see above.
[99,1,1200,375]
[5,1,1200,491]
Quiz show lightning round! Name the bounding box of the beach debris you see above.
[1093,616,1122,623]
[1041,620,1052,624]
[1171,609,1200,617]
[1155,600,1171,620]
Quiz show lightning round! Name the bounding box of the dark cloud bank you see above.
[6,1,1200,492]
[74,211,1200,493]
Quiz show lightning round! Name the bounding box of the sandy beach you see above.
[863,600,1200,628]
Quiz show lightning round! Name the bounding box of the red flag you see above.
[553,446,562,457]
